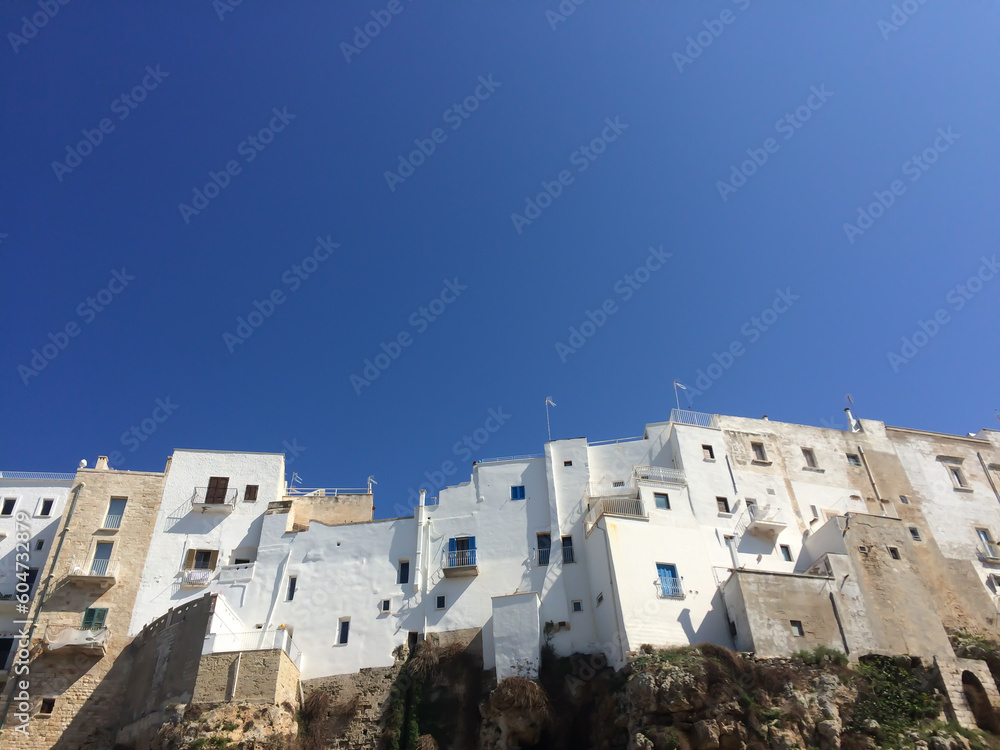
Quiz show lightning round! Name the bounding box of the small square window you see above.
[39,698,55,714]
[511,485,526,500]
[35,539,43,551]
[802,448,818,468]
[948,465,969,489]
[780,545,792,562]
[564,461,572,467]
[381,599,391,613]
[751,442,768,462]
[847,454,862,467]
[596,592,604,606]
[612,481,625,488]
[717,497,730,514]
[702,445,715,460]
[436,595,446,610]
[398,559,410,585]
[39,499,54,517]
[654,493,670,510]
[909,527,922,542]
[572,600,583,613]
[790,620,804,637]
[1,498,15,516]
[888,546,901,560]
[244,485,259,502]
[899,495,909,504]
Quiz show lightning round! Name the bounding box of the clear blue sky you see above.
[2,2,998,519]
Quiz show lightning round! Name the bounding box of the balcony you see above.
[742,504,787,539]
[443,549,478,578]
[978,541,1000,565]
[218,562,256,584]
[656,578,685,599]
[42,625,110,656]
[67,558,119,588]
[669,409,720,429]
[101,514,123,530]
[191,487,238,513]
[203,628,302,670]
[182,568,214,588]
[633,465,686,486]
[584,495,648,534]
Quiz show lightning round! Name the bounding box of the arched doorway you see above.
[962,671,1000,734]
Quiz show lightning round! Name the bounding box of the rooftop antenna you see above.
[673,381,687,414]
[290,472,302,491]
[367,475,377,494]
[545,397,557,441]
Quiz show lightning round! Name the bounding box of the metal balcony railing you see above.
[0,471,75,480]
[633,465,686,486]
[102,514,122,530]
[669,409,720,428]
[192,487,238,507]
[68,557,119,580]
[584,496,648,534]
[183,569,214,587]
[657,578,685,599]
[284,487,370,496]
[445,549,477,568]
[90,558,115,576]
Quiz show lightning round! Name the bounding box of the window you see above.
[185,549,219,570]
[561,535,575,564]
[702,445,715,460]
[596,592,604,606]
[436,595,446,610]
[91,543,114,575]
[35,539,43,551]
[790,620,804,637]
[1,498,15,516]
[0,638,14,669]
[780,545,792,562]
[447,537,476,567]
[287,576,297,601]
[654,493,670,510]
[398,559,410,584]
[656,563,683,598]
[537,533,551,565]
[751,442,768,462]
[234,558,250,565]
[564,461,572,467]
[909,527,922,542]
[205,476,230,504]
[899,495,909,504]
[948,464,969,489]
[846,454,861,466]
[338,618,350,644]
[104,498,126,529]
[40,698,55,715]
[381,599,391,613]
[81,607,108,630]
[511,485,525,500]
[888,546,901,560]
[802,448,818,468]
[716,497,730,514]
[244,485,259,503]
[978,529,999,558]
[572,600,583,613]
[39,499,54,517]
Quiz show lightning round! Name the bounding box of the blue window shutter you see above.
[448,537,457,553]
[469,536,476,550]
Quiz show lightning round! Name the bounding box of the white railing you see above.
[585,496,647,531]
[588,436,645,446]
[218,562,256,584]
[445,549,477,568]
[656,577,685,599]
[102,514,122,530]
[204,628,302,668]
[192,487,238,506]
[283,487,370,496]
[0,471,75,480]
[748,504,782,525]
[586,479,638,499]
[70,557,119,578]
[633,465,686,485]
[669,409,720,428]
[475,453,545,464]
[183,569,213,586]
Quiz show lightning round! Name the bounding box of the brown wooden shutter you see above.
[208,551,219,570]
[244,485,258,503]
[184,549,196,570]
[206,477,229,504]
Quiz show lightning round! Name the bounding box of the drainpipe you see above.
[593,521,626,667]
[416,490,428,641]
[725,455,739,496]
[0,480,85,730]
[857,446,883,503]
[977,453,1000,505]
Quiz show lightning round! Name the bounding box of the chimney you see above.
[844,408,861,433]
[95,456,110,471]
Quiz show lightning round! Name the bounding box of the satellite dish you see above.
[79,459,87,469]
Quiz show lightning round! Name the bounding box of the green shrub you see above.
[847,655,942,740]
[792,645,848,667]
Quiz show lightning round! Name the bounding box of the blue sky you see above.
[2,2,998,519]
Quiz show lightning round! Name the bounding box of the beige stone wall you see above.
[193,649,299,706]
[287,493,373,531]
[0,466,166,750]
[302,663,404,750]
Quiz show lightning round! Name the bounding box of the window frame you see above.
[846,454,862,467]
[947,464,970,490]
[780,544,792,562]
[398,559,410,585]
[751,441,769,463]
[561,535,575,564]
[571,600,583,613]
[244,485,259,503]
[654,492,670,510]
[1,498,16,516]
[909,526,922,542]
[536,533,552,566]
[338,618,350,645]
[790,620,804,637]
[716,496,731,514]
[205,476,230,505]
[702,445,715,460]
[287,576,297,601]
[103,497,127,530]
[435,595,446,610]
[510,485,526,501]
[802,448,818,469]
[656,563,683,599]
[81,607,109,630]
[37,498,55,517]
